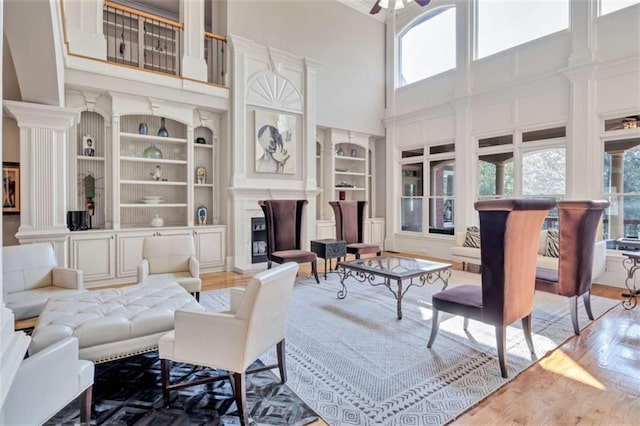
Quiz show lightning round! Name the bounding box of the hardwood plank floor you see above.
[15,255,637,425]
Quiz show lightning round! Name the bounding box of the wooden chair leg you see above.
[161,358,171,406]
[427,309,440,348]
[522,314,535,355]
[233,372,249,426]
[311,260,320,284]
[496,325,508,378]
[277,339,287,383]
[569,296,580,335]
[194,292,200,302]
[583,291,594,320]
[267,260,272,269]
[79,385,92,425]
[355,253,361,259]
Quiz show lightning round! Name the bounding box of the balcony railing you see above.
[205,32,226,86]
[102,1,228,86]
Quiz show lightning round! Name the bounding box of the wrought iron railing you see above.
[205,32,227,86]
[103,1,182,76]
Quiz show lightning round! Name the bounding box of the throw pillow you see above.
[463,226,481,248]
[545,229,560,258]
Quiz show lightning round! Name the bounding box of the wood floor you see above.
[16,257,639,425]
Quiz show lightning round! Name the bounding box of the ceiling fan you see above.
[370,0,431,15]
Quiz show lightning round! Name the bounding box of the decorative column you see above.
[62,0,106,59]
[180,0,207,81]
[3,101,81,265]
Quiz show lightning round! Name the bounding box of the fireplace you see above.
[251,217,267,263]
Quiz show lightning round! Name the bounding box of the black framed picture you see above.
[3,162,20,215]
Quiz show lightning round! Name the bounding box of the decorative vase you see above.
[143,142,163,159]
[350,149,357,157]
[138,123,148,135]
[150,214,164,227]
[196,137,206,144]
[337,146,344,156]
[197,205,208,225]
[157,118,169,137]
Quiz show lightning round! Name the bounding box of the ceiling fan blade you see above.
[370,0,382,14]
[414,0,431,6]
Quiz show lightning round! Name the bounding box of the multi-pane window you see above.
[475,0,569,59]
[398,6,456,87]
[603,140,640,239]
[400,145,455,234]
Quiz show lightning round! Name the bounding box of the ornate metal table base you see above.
[622,252,640,310]
[337,256,452,320]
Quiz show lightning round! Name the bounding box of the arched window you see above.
[600,0,640,16]
[476,0,569,59]
[398,6,456,87]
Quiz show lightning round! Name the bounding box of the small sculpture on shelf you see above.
[138,123,148,135]
[196,167,206,184]
[150,214,164,227]
[83,173,95,229]
[196,137,206,144]
[197,205,208,225]
[151,165,168,181]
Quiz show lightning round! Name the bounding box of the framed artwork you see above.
[82,135,95,157]
[3,162,20,215]
[255,110,296,174]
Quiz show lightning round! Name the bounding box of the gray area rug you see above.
[201,269,618,426]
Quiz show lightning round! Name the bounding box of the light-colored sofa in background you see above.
[450,231,607,279]
[2,243,85,320]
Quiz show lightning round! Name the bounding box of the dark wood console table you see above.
[310,239,347,280]
[621,251,640,310]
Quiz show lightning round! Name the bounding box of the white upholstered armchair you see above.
[137,235,202,301]
[3,243,84,320]
[158,262,299,426]
[0,337,94,425]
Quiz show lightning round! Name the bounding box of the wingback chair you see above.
[535,200,610,335]
[158,262,300,426]
[3,243,85,320]
[329,200,381,259]
[1,337,94,425]
[259,199,319,283]
[427,198,556,378]
[137,234,202,301]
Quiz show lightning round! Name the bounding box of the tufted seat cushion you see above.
[29,280,203,363]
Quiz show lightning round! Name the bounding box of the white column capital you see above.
[3,100,80,131]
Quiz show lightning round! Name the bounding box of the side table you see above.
[311,239,347,280]
[622,251,640,310]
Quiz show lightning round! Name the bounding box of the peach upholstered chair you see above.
[427,198,556,378]
[329,200,381,260]
[535,200,610,334]
[259,199,319,283]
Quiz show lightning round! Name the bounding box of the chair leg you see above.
[277,339,287,383]
[79,385,92,425]
[267,260,272,269]
[355,253,361,259]
[583,291,594,320]
[521,314,535,355]
[233,372,249,426]
[311,260,320,284]
[427,309,440,348]
[161,358,171,406]
[496,325,508,378]
[569,296,580,335]
[463,317,469,331]
[194,291,200,302]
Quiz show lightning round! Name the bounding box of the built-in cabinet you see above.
[70,226,226,288]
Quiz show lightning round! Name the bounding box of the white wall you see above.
[227,0,386,136]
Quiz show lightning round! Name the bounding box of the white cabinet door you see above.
[69,232,116,282]
[194,226,226,269]
[366,218,385,247]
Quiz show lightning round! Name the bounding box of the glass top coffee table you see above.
[337,255,452,319]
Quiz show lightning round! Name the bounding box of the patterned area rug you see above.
[202,269,619,426]
[46,351,319,425]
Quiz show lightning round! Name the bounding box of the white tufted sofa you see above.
[28,280,204,363]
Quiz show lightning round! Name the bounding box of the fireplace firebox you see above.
[251,217,267,263]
